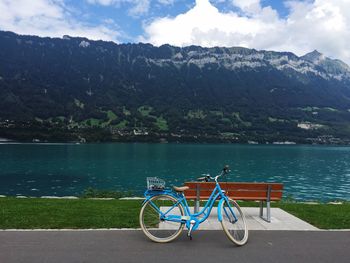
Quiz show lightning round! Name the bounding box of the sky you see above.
[0,0,350,64]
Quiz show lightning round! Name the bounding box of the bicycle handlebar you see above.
[223,165,230,174]
[197,165,230,182]
[197,176,208,181]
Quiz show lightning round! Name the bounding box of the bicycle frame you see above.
[143,180,238,232]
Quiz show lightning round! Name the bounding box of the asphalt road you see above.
[0,230,349,263]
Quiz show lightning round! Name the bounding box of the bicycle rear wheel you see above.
[220,198,248,246]
[140,194,185,243]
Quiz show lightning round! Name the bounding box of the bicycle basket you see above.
[147,177,165,190]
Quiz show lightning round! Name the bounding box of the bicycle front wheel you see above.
[220,198,248,246]
[140,194,185,243]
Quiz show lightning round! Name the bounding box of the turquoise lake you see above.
[0,143,349,201]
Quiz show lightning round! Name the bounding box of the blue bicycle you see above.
[139,166,248,245]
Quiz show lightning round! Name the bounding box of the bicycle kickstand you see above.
[187,220,196,240]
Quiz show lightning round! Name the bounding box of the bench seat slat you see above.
[184,190,283,199]
[184,196,282,201]
[185,182,283,191]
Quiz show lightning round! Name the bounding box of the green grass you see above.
[277,202,350,229]
[0,198,140,229]
[106,110,117,121]
[138,106,153,117]
[0,198,349,229]
[113,120,128,129]
[155,116,168,131]
[86,118,101,127]
[209,110,223,117]
[231,112,252,127]
[186,110,206,119]
[221,117,231,123]
[78,118,102,127]
[232,112,242,121]
[57,116,66,122]
[81,188,132,199]
[220,132,239,137]
[99,110,118,127]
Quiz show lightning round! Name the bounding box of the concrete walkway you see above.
[160,207,318,230]
[203,207,318,230]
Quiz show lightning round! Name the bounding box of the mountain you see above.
[301,50,350,80]
[0,30,350,143]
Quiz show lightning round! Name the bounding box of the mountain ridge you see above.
[3,30,350,80]
[0,30,350,143]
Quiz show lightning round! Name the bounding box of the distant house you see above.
[297,122,323,130]
[133,129,149,136]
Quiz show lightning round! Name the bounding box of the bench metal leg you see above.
[266,201,271,222]
[259,201,264,217]
[194,200,199,213]
[259,185,272,223]
[194,184,200,213]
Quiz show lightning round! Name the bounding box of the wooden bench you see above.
[184,182,284,222]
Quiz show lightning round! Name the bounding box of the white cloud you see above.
[87,0,115,5]
[157,0,175,5]
[87,0,151,16]
[232,0,261,14]
[0,0,121,41]
[142,0,280,47]
[129,0,150,16]
[86,0,175,16]
[142,0,350,64]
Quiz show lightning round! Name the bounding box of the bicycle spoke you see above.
[220,199,248,246]
[140,195,184,242]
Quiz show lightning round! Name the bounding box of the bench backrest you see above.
[184,182,283,201]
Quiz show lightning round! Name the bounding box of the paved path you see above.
[1,230,349,263]
[196,207,317,230]
[160,207,318,230]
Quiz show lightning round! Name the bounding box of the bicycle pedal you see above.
[187,232,193,240]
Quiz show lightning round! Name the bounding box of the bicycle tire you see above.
[140,194,185,243]
[220,198,248,246]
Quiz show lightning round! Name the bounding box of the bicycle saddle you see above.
[173,186,189,192]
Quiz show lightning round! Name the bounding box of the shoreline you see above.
[0,195,348,203]
[1,141,350,147]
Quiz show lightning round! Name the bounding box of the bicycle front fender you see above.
[217,198,225,222]
[217,196,230,222]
